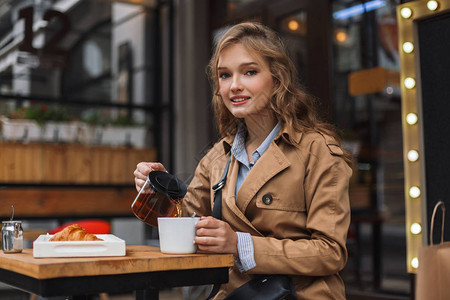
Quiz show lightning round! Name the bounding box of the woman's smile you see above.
[230,95,251,104]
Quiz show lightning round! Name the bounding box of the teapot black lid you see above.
[148,171,187,199]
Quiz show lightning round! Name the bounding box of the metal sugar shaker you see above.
[2,221,23,253]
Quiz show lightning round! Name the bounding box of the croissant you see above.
[49,224,103,241]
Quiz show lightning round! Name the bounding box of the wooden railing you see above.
[0,142,155,184]
[0,142,156,219]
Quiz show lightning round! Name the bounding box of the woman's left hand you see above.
[195,216,238,256]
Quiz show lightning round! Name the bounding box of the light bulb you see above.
[402,42,414,53]
[427,1,439,11]
[410,222,422,234]
[409,186,421,198]
[400,7,413,19]
[411,257,419,269]
[404,77,416,89]
[406,113,418,125]
[408,150,419,162]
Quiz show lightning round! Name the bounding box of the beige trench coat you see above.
[182,127,352,300]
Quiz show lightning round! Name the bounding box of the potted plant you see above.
[101,114,146,148]
[0,104,76,143]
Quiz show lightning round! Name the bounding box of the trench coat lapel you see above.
[220,158,263,236]
[236,141,291,214]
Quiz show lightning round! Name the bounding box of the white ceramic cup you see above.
[157,217,200,254]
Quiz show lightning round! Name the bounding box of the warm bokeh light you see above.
[406,113,418,125]
[335,30,348,43]
[288,20,299,31]
[408,150,419,162]
[400,7,413,18]
[410,222,422,235]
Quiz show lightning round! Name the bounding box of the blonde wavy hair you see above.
[208,22,352,166]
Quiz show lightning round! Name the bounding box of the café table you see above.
[0,245,234,300]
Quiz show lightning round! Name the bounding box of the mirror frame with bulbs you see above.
[398,0,450,273]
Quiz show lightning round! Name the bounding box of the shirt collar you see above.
[231,125,249,165]
[230,122,281,166]
[222,122,304,154]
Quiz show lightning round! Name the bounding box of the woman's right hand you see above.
[134,162,167,192]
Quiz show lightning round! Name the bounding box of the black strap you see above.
[206,155,231,300]
[206,283,222,300]
[212,155,231,220]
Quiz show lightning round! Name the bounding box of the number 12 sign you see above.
[18,6,70,57]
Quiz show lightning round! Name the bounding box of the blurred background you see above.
[0,0,420,299]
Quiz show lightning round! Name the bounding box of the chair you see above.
[48,219,111,235]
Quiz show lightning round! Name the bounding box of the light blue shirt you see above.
[230,122,281,272]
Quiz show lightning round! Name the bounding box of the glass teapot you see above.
[131,171,187,227]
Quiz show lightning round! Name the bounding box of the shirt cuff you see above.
[235,232,256,272]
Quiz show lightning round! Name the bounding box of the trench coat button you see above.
[262,194,273,205]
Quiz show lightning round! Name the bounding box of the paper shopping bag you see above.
[416,201,450,300]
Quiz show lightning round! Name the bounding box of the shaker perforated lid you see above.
[148,171,187,199]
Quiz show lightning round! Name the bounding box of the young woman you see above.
[134,22,353,299]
